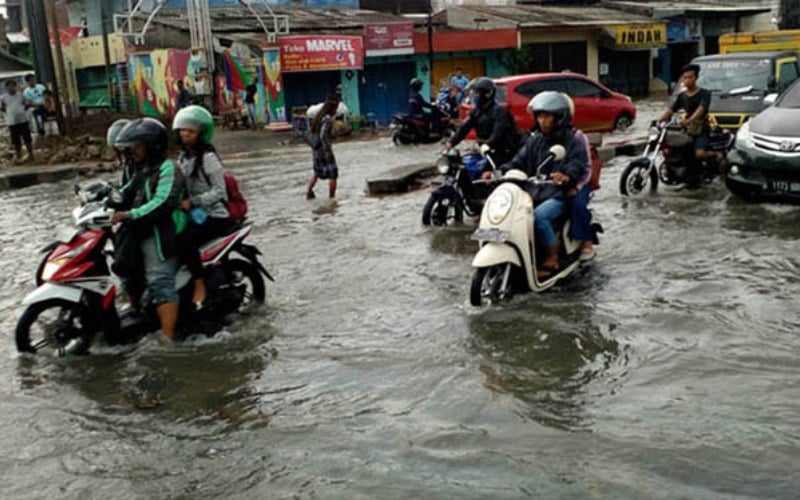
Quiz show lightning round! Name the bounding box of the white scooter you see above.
[469,145,600,306]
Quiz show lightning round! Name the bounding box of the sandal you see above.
[536,263,559,280]
[580,246,596,262]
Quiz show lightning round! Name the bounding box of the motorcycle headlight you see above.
[436,157,451,175]
[735,121,753,150]
[487,187,514,225]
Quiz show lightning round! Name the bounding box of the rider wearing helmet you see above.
[444,77,519,167]
[494,91,590,279]
[107,118,132,184]
[111,117,187,340]
[172,105,231,307]
[408,77,438,130]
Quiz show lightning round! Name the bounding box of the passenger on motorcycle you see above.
[444,77,520,168]
[658,63,724,178]
[106,118,132,184]
[491,91,589,279]
[560,95,595,261]
[408,77,440,131]
[111,118,187,340]
[172,105,231,308]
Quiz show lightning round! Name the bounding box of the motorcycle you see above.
[390,105,455,145]
[422,147,495,226]
[620,118,734,196]
[469,145,602,306]
[17,182,273,356]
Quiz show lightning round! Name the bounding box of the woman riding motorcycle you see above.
[172,105,231,308]
[444,77,520,168]
[111,118,187,340]
[487,91,589,279]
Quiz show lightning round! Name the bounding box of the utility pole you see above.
[26,0,65,132]
[100,0,114,111]
[45,0,70,130]
[427,0,434,89]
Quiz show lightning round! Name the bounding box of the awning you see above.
[414,29,518,53]
[604,23,667,50]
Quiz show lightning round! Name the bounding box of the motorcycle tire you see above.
[620,162,659,196]
[470,265,508,307]
[226,259,266,308]
[422,195,463,226]
[16,299,91,355]
[391,129,411,145]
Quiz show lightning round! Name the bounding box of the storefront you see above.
[360,22,417,125]
[600,22,667,97]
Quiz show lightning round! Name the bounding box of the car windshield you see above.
[696,58,772,93]
[778,80,800,107]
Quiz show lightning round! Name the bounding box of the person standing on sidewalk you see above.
[245,77,258,129]
[23,74,47,139]
[1,80,35,163]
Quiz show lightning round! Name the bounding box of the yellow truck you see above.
[719,30,800,54]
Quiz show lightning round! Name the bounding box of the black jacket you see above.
[500,129,588,202]
[408,91,434,116]
[451,102,520,166]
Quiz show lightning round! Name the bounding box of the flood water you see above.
[1,137,799,499]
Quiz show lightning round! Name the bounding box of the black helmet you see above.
[114,118,169,159]
[106,119,131,148]
[467,77,496,106]
[410,77,424,91]
[528,91,572,130]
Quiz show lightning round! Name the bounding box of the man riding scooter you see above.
[443,77,520,168]
[110,118,187,341]
[484,91,588,279]
[408,77,443,133]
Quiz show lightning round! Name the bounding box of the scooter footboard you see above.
[471,243,522,268]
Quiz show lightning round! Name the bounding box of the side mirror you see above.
[763,93,778,107]
[549,145,566,162]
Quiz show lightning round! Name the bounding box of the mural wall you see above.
[128,49,205,118]
[263,48,287,123]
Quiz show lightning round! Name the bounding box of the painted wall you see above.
[263,48,287,123]
[128,49,206,118]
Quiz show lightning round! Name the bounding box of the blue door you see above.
[283,71,341,120]
[359,62,416,125]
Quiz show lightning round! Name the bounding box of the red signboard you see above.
[365,22,415,56]
[280,35,364,73]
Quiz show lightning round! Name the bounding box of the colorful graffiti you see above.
[263,48,287,122]
[128,49,205,118]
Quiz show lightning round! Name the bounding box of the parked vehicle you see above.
[726,77,800,203]
[459,72,636,133]
[469,146,602,306]
[720,29,800,55]
[620,118,735,196]
[17,182,273,356]
[390,105,455,145]
[422,148,495,226]
[674,51,799,131]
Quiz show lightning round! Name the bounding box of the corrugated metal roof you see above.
[450,5,659,28]
[602,1,773,16]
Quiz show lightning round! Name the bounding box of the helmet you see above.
[466,77,496,106]
[173,105,215,144]
[106,119,130,148]
[114,118,169,158]
[410,78,424,91]
[527,91,573,129]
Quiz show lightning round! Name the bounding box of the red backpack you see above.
[197,153,248,223]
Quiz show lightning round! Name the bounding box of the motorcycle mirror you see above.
[549,145,566,162]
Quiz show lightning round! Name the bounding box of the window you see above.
[778,61,799,93]
[566,78,603,98]
[777,79,800,107]
[514,80,549,98]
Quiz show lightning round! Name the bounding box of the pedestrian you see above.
[245,77,258,129]
[449,67,470,103]
[306,92,340,199]
[23,74,47,139]
[1,80,35,163]
[42,90,60,137]
[176,80,193,110]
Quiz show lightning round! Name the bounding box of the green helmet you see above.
[173,105,215,144]
[107,119,131,147]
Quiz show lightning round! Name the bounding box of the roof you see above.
[0,48,32,72]
[600,1,773,18]
[446,5,659,30]
[694,50,797,61]
[147,7,431,34]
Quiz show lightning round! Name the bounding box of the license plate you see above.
[763,181,800,193]
[471,228,508,242]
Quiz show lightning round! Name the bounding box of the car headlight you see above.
[735,121,753,150]
[729,164,740,176]
[487,187,514,225]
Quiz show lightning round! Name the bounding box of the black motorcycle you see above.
[422,148,494,226]
[620,119,734,196]
[391,105,455,145]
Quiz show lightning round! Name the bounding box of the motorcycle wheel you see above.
[16,299,91,355]
[391,129,410,145]
[226,259,266,311]
[620,162,659,196]
[470,265,508,307]
[422,195,463,226]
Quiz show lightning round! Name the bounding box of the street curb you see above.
[365,138,649,196]
[0,164,78,192]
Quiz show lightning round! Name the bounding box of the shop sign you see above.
[610,23,667,49]
[365,22,415,57]
[667,19,703,43]
[280,35,364,73]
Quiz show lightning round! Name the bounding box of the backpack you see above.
[197,152,248,223]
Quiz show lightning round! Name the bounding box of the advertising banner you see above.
[280,35,364,73]
[365,22,415,57]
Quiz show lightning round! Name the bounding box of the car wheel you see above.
[614,113,633,131]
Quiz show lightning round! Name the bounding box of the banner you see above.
[365,22,414,57]
[610,23,667,50]
[280,35,364,73]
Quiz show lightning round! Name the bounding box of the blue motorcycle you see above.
[422,148,495,226]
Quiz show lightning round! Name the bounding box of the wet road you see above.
[1,136,799,499]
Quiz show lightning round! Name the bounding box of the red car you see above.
[460,72,636,133]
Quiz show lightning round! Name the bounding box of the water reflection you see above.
[468,302,619,431]
[427,226,475,256]
[722,196,800,240]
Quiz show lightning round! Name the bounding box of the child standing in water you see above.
[306,92,340,199]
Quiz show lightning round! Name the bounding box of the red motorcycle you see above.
[16,182,273,355]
